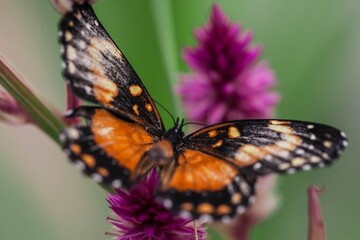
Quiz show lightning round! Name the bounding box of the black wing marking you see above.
[181,120,348,175]
[59,4,164,136]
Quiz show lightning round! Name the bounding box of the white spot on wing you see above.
[67,45,77,60]
[66,127,80,139]
[302,164,311,171]
[198,214,213,223]
[179,210,191,219]
[253,162,262,170]
[59,133,66,142]
[112,179,122,188]
[240,182,250,195]
[68,62,76,74]
[92,173,103,183]
[75,160,86,170]
[295,149,305,155]
[84,85,93,95]
[287,168,296,174]
[249,196,256,204]
[221,216,232,223]
[236,206,246,214]
[163,199,173,209]
[78,40,86,49]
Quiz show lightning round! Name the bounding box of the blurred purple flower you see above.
[106,169,206,240]
[176,4,280,239]
[51,0,97,15]
[308,186,326,240]
[176,3,279,124]
[0,88,31,124]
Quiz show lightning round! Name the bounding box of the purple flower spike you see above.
[106,169,206,240]
[176,3,279,125]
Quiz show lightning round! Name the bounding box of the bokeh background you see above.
[0,0,359,239]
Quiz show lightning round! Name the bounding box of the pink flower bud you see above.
[51,0,97,15]
[0,88,30,124]
[308,186,326,240]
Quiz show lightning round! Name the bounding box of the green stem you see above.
[149,1,183,119]
[0,54,66,145]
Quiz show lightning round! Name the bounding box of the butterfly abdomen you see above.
[146,140,174,166]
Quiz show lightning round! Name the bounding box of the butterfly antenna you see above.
[153,99,176,125]
[181,121,208,128]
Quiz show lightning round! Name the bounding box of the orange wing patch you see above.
[91,109,154,171]
[163,150,238,192]
[233,123,302,167]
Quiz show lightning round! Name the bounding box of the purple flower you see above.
[106,169,206,240]
[176,3,279,124]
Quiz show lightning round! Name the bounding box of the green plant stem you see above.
[0,54,115,192]
[149,1,183,119]
[0,54,66,145]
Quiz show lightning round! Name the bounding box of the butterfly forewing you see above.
[183,120,348,175]
[59,4,164,136]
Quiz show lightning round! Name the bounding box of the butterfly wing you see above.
[59,4,164,135]
[182,119,348,175]
[158,149,256,222]
[158,119,347,221]
[60,107,158,188]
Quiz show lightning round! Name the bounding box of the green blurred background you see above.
[0,0,359,239]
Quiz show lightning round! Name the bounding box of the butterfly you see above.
[58,4,348,222]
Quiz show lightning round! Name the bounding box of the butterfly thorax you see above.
[146,122,185,167]
[162,122,185,148]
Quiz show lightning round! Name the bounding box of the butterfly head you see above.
[163,118,185,146]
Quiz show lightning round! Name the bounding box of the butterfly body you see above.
[59,4,348,221]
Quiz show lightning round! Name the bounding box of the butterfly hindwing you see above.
[59,4,164,136]
[158,149,256,221]
[60,107,158,188]
[183,119,348,175]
